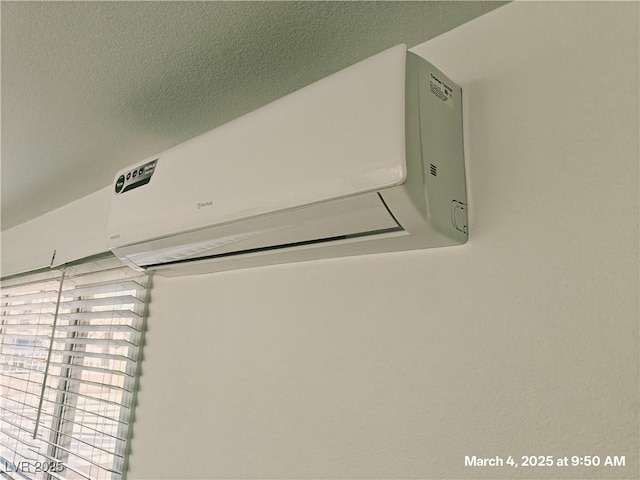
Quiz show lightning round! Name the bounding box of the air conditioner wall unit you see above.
[106,45,468,277]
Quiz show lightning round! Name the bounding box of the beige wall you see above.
[1,1,637,479]
[127,2,638,479]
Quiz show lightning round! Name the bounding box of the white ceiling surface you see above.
[1,1,505,230]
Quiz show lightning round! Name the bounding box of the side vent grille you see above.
[430,164,437,176]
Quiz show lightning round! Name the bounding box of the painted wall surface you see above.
[126,3,638,479]
[1,1,637,479]
[0,186,110,276]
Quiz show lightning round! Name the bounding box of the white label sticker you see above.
[429,73,454,108]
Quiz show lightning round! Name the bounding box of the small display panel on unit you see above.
[115,159,158,194]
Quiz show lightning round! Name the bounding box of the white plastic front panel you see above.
[107,45,408,248]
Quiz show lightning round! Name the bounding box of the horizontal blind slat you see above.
[0,381,46,401]
[0,372,45,386]
[1,313,55,322]
[58,462,94,480]
[1,402,128,444]
[32,397,129,429]
[0,326,55,335]
[61,278,145,297]
[57,310,141,321]
[44,403,129,430]
[53,337,137,348]
[35,412,128,444]
[46,360,134,378]
[60,295,143,309]
[1,439,41,463]
[1,414,36,434]
[0,401,39,420]
[0,302,58,312]
[1,332,54,340]
[5,343,48,355]
[63,264,139,282]
[0,426,39,449]
[55,324,140,333]
[0,320,140,332]
[1,352,49,363]
[45,373,132,394]
[43,440,122,476]
[48,348,137,363]
[0,290,60,303]
[0,274,63,292]
[44,385,130,409]
[42,428,125,461]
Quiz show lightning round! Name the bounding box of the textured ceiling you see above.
[1,1,506,230]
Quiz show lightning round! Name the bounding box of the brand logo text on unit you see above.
[197,201,213,209]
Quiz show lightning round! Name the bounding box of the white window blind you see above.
[0,255,150,480]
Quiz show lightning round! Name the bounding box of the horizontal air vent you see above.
[113,193,403,268]
[149,226,403,268]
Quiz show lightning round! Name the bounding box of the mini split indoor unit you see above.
[106,44,468,276]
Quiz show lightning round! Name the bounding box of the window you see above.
[0,255,150,479]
